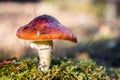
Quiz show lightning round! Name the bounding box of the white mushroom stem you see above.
[30,40,53,71]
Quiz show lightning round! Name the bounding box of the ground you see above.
[0,57,119,80]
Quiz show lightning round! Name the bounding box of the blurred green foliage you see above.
[47,0,106,19]
[93,0,106,19]
[0,57,119,80]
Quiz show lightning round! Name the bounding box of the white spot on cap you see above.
[37,30,40,36]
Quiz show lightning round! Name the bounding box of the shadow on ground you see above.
[65,38,120,68]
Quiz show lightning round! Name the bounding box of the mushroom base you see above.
[30,40,53,71]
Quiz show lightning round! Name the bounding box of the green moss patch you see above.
[0,57,119,80]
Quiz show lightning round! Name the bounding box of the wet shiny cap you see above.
[16,14,77,43]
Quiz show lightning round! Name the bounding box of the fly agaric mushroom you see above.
[16,14,77,71]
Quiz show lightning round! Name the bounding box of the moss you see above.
[0,57,119,80]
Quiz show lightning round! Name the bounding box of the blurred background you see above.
[0,0,120,68]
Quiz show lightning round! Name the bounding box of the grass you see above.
[0,57,119,80]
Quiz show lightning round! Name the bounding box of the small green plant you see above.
[0,57,119,80]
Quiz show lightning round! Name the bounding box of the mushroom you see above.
[16,14,77,71]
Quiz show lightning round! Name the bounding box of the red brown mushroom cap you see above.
[16,14,77,43]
